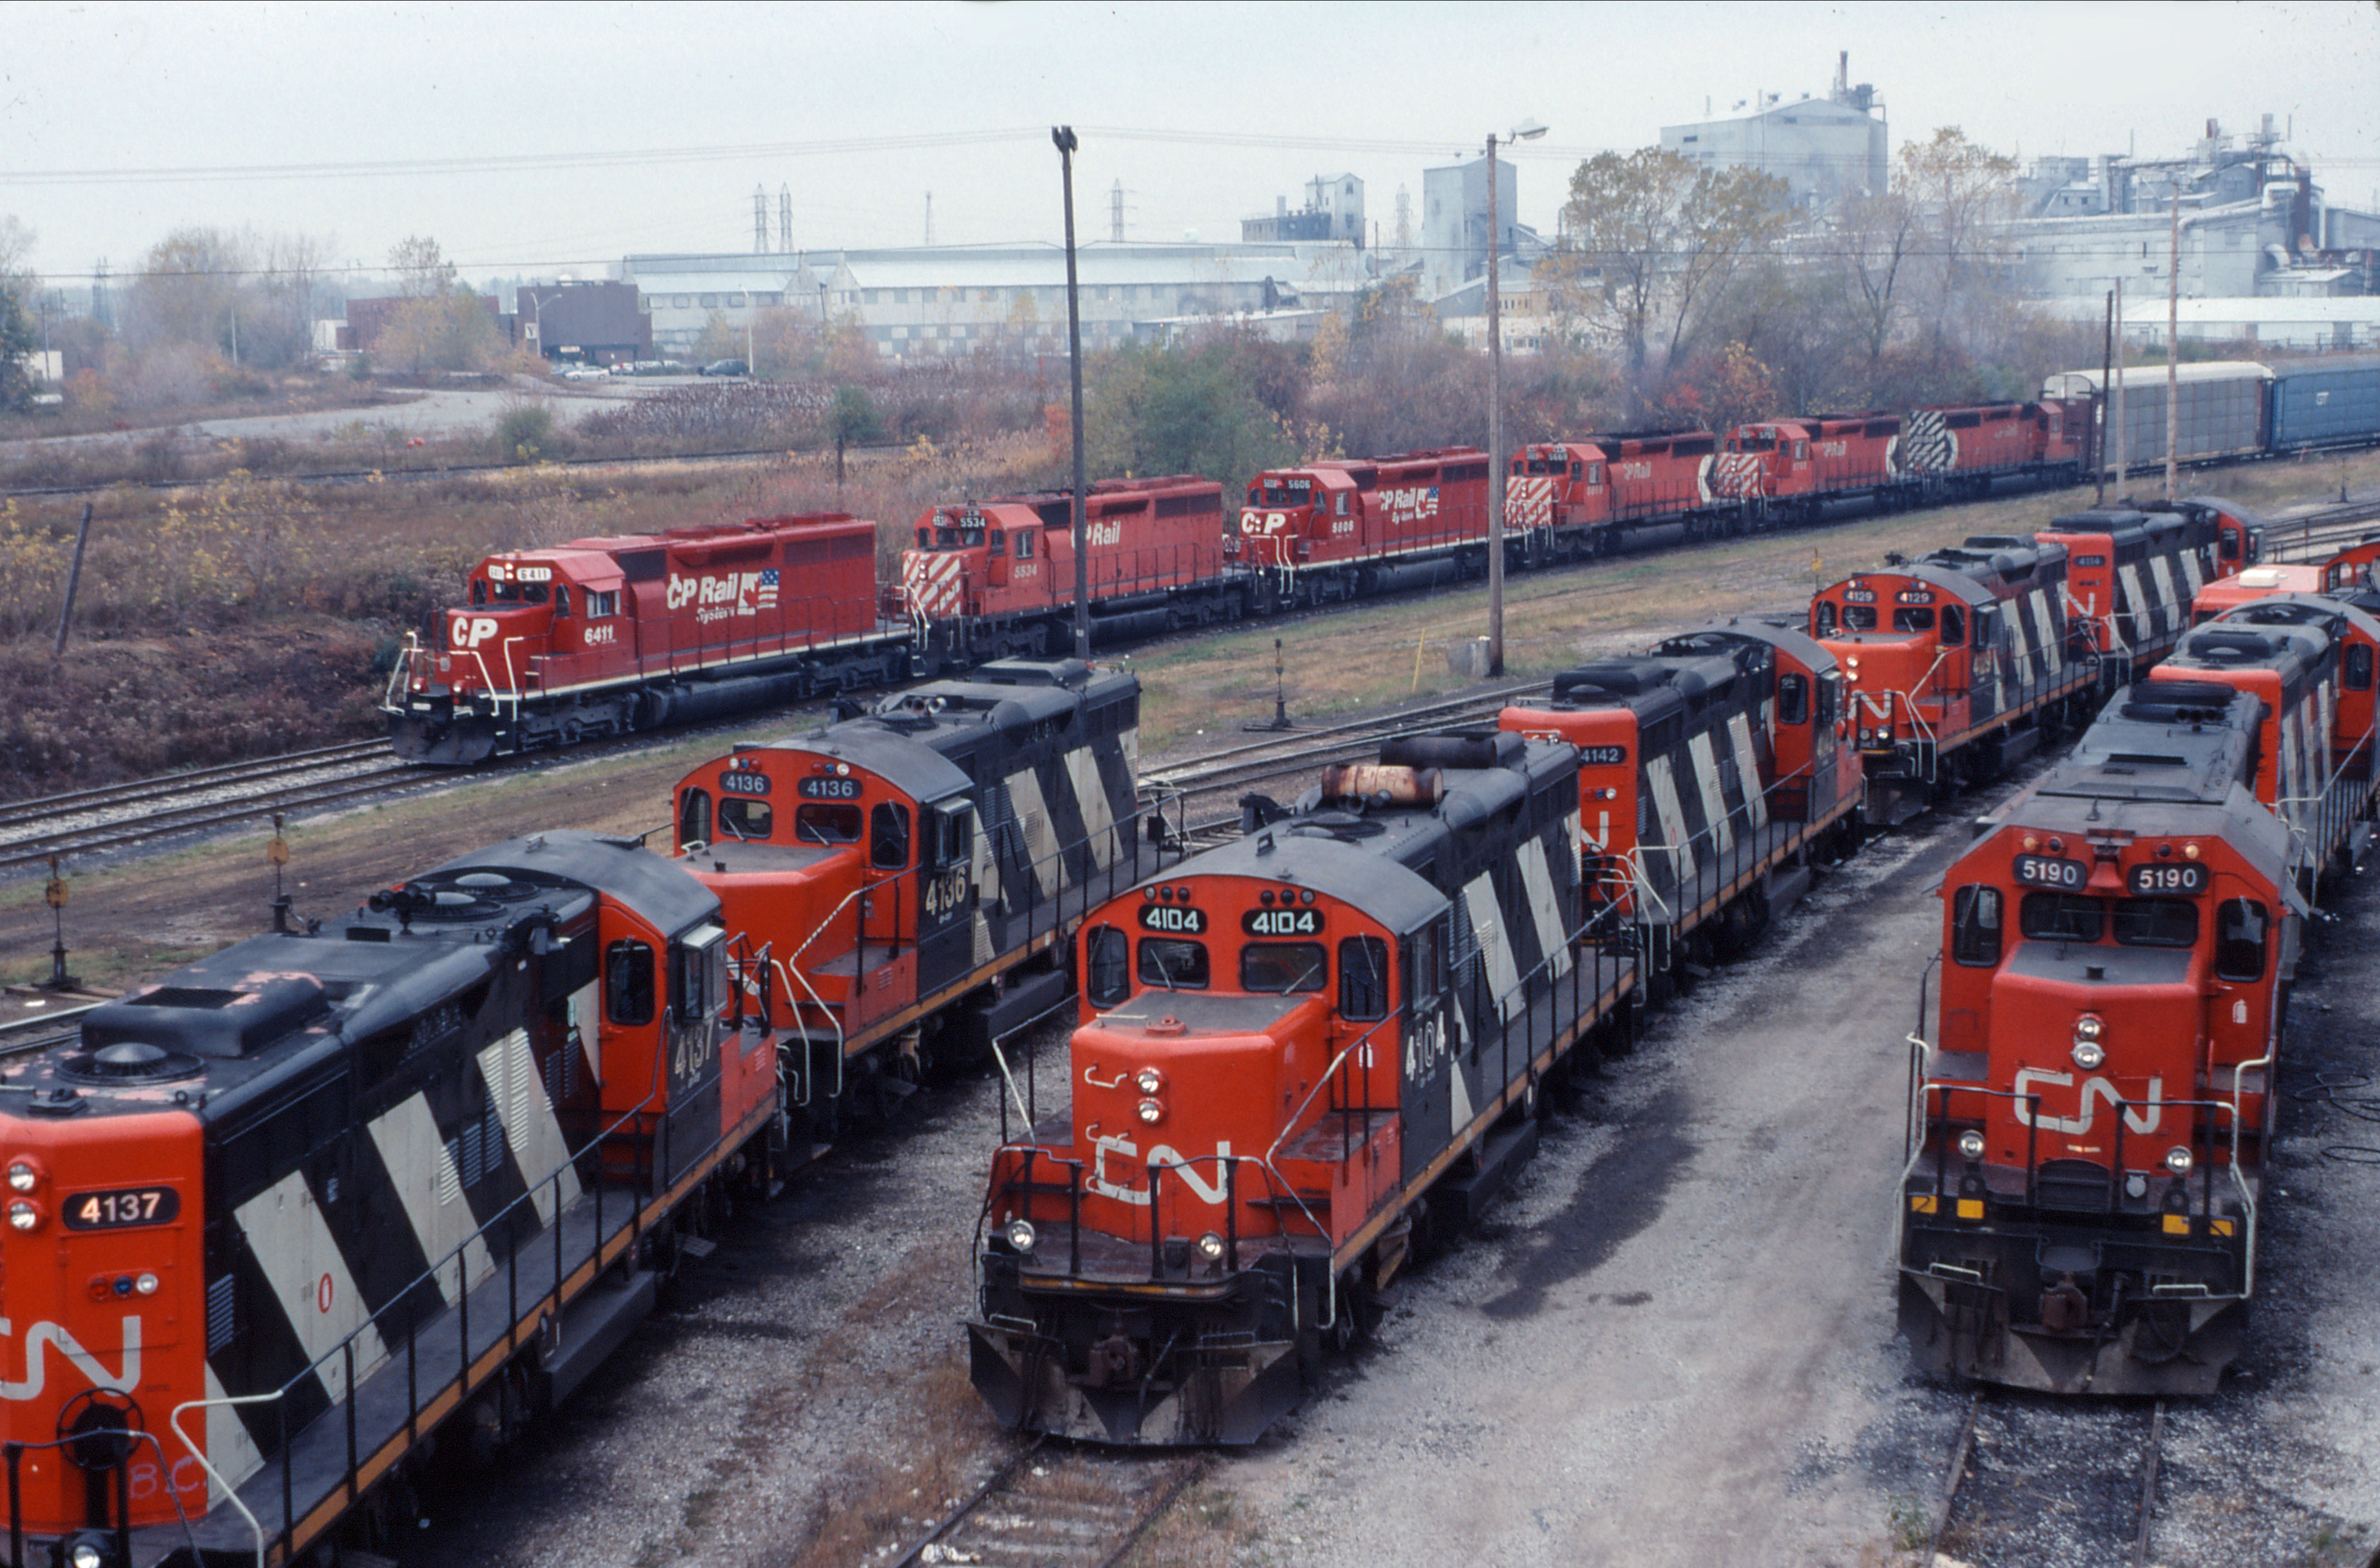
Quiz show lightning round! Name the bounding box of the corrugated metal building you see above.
[624,242,1371,361]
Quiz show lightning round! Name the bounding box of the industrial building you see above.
[2005,117,2380,301]
[1242,175,1366,245]
[622,242,1381,362]
[1658,53,1888,208]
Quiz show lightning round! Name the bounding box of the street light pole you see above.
[1055,125,1090,662]
[1484,119,1545,679]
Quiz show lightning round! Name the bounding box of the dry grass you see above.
[1124,483,2115,752]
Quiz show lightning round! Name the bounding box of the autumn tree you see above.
[1305,277,1481,455]
[0,217,36,412]
[122,227,249,357]
[1897,128,2020,352]
[1551,148,1791,416]
[1085,336,1295,497]
[377,235,501,373]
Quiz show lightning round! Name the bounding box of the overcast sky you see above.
[6,1,2377,289]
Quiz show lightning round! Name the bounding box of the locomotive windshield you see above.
[1241,942,1325,993]
[1251,479,1311,507]
[1138,937,1209,988]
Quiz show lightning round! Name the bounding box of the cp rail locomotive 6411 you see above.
[1896,593,2380,1393]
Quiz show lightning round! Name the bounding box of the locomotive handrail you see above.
[1266,1011,1401,1167]
[380,630,425,713]
[167,1391,278,1568]
[162,1048,688,1567]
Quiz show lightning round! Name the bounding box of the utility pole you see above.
[2095,288,2113,505]
[2110,277,2127,496]
[1484,120,1546,677]
[2166,177,2182,501]
[1054,128,1090,662]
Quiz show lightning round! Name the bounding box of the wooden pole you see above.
[2166,178,2182,501]
[52,502,93,660]
[2096,289,2113,505]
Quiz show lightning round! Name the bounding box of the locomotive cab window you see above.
[1814,601,1838,636]
[1586,462,1603,485]
[2020,892,2103,943]
[1339,935,1389,1020]
[718,796,772,840]
[470,579,488,606]
[869,802,911,869]
[1791,439,1809,461]
[605,939,655,1026]
[2215,899,2270,980]
[794,802,862,844]
[553,585,571,617]
[587,589,617,617]
[1086,926,1130,1008]
[1843,604,1877,631]
[1335,492,1350,516]
[1138,937,1209,989]
[2114,898,2198,947]
[671,926,728,1025]
[677,788,711,851]
[1777,673,1809,725]
[988,530,1006,557]
[1893,607,1935,632]
[1013,531,1033,560]
[2348,643,2374,691]
[929,800,974,867]
[1241,942,1326,994]
[1941,606,1965,646]
[1951,885,2002,966]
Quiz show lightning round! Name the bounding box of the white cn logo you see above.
[451,613,502,650]
[2012,1069,2163,1135]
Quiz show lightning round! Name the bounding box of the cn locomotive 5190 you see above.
[1897,593,2380,1393]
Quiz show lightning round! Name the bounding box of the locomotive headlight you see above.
[2074,1015,2104,1042]
[1003,1218,1037,1254]
[7,1199,39,1232]
[1195,1232,1227,1263]
[2071,1040,2105,1071]
[1956,1129,1986,1161]
[68,1540,105,1568]
[2165,1146,2195,1177]
[1137,1098,1165,1125]
[136,1272,160,1296]
[1133,1066,1166,1096]
[5,1160,35,1192]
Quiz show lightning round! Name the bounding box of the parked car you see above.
[699,358,749,377]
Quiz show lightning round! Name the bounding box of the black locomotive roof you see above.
[1547,651,1751,725]
[1653,618,1838,675]
[7,920,532,1121]
[737,661,1136,804]
[438,829,716,939]
[1141,830,1444,932]
[2041,684,2259,805]
[2212,591,2379,643]
[2163,617,2333,681]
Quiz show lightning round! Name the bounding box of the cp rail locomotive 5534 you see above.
[1896,593,2380,1393]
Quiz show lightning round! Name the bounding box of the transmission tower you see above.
[753,185,767,253]
[91,258,110,328]
[780,185,792,253]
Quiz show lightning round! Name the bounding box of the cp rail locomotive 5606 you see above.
[2,657,1148,1568]
[1896,593,2380,1393]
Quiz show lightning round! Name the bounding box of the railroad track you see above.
[890,1439,1205,1568]
[0,745,432,878]
[2265,495,2380,562]
[1925,1389,2169,1565]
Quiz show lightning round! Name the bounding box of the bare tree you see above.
[1551,148,1791,416]
[0,215,35,288]
[122,227,251,357]
[388,235,459,299]
[1898,128,2020,350]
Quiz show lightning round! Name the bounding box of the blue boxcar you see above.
[2269,354,2380,451]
